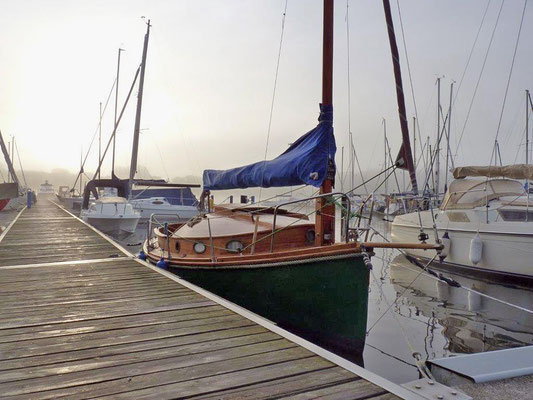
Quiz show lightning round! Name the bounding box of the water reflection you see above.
[389,255,533,354]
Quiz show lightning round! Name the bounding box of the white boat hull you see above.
[130,198,198,222]
[84,215,140,234]
[391,212,533,278]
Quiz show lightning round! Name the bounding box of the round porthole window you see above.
[226,240,244,253]
[193,242,206,254]
[175,241,180,252]
[305,229,315,244]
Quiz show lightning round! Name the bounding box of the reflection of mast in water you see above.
[389,255,533,354]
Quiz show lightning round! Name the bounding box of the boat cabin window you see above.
[498,209,533,222]
[226,240,244,253]
[446,212,470,223]
[175,241,180,252]
[152,200,164,205]
[305,229,315,244]
[193,242,206,254]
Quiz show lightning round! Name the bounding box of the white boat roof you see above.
[442,178,524,210]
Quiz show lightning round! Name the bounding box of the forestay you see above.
[203,104,336,190]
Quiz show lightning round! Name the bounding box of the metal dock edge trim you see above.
[51,199,423,400]
[0,205,27,243]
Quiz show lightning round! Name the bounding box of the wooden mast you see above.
[315,0,335,246]
[129,19,151,194]
[382,0,418,193]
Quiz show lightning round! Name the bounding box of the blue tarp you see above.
[131,188,198,206]
[203,104,336,190]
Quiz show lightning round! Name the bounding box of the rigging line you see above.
[346,0,368,194]
[14,140,27,187]
[491,0,528,163]
[455,0,505,157]
[452,0,492,108]
[368,226,533,315]
[366,253,438,334]
[72,77,117,190]
[365,343,418,369]
[368,266,436,378]
[152,140,170,181]
[395,0,426,173]
[258,0,288,202]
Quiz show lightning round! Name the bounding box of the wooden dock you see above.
[0,199,413,399]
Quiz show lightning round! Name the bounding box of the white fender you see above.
[439,232,451,259]
[469,233,483,265]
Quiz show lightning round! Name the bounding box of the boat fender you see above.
[469,233,483,265]
[138,250,147,261]
[439,232,451,261]
[156,257,168,269]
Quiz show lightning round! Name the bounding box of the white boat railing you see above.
[147,213,183,254]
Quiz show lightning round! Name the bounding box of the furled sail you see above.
[453,164,533,180]
[203,104,336,191]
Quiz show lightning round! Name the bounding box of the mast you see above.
[98,102,102,180]
[527,89,530,166]
[445,82,453,193]
[0,131,19,186]
[315,0,335,246]
[412,116,416,171]
[382,0,417,193]
[435,77,441,195]
[129,20,151,194]
[112,48,123,177]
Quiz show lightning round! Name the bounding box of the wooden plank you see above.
[0,200,399,399]
[0,341,304,397]
[191,368,359,399]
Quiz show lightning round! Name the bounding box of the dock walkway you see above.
[0,199,409,399]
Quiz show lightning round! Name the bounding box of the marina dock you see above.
[0,199,412,399]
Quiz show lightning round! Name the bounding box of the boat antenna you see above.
[315,0,335,246]
[112,48,124,177]
[382,0,418,193]
[129,18,151,196]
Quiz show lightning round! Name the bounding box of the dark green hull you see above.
[169,254,369,364]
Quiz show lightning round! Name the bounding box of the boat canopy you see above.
[202,104,336,191]
[453,164,533,180]
[441,178,524,210]
[131,188,198,206]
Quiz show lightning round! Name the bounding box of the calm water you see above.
[107,215,533,384]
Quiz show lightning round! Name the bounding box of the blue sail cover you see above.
[203,104,336,190]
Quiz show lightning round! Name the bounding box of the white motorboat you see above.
[391,165,533,279]
[39,180,54,195]
[81,196,140,234]
[129,196,198,221]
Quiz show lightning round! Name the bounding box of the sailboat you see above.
[0,131,27,211]
[143,0,439,361]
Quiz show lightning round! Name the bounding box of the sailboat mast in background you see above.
[129,19,151,193]
[382,0,418,194]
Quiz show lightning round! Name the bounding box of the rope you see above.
[491,0,528,163]
[345,0,368,194]
[455,0,505,156]
[72,77,117,191]
[258,0,288,202]
[395,0,427,173]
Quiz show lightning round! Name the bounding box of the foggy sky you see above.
[1,0,532,193]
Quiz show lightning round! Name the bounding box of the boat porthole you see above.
[305,229,315,244]
[193,242,206,254]
[226,240,244,253]
[175,241,180,252]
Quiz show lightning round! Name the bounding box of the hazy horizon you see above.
[1,0,532,195]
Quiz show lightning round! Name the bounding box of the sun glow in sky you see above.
[1,0,532,190]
